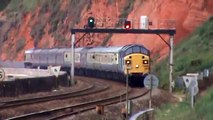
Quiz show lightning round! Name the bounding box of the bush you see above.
[30,22,45,47]
[0,0,11,11]
[16,38,25,52]
[119,0,135,19]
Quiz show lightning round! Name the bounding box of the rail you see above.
[130,108,154,120]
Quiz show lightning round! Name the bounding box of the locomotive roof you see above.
[121,44,150,55]
[87,44,149,55]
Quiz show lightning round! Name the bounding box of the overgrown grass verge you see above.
[155,86,213,120]
[153,17,213,89]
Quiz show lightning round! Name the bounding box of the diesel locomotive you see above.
[24,44,150,85]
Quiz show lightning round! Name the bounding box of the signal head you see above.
[124,20,131,29]
[87,17,95,28]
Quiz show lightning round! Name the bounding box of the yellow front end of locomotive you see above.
[124,53,150,75]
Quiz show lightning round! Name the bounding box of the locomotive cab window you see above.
[125,48,133,56]
[141,48,149,55]
[133,46,140,53]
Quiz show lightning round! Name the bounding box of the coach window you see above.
[92,55,95,59]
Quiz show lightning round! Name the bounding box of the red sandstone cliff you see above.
[0,0,212,61]
[110,0,213,58]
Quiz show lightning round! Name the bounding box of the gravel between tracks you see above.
[65,89,176,120]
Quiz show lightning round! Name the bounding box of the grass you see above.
[155,102,192,120]
[155,86,213,120]
[5,0,21,12]
[195,87,213,120]
[6,0,38,12]
[22,0,38,11]
[101,34,113,46]
[153,17,213,89]
[119,0,135,19]
[16,38,25,52]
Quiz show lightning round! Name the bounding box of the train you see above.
[24,44,150,86]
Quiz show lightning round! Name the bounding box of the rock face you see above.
[0,0,212,61]
[110,0,213,58]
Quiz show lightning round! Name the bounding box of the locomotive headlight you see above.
[143,60,148,64]
[125,60,131,65]
[136,64,139,68]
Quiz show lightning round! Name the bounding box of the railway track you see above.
[6,88,149,120]
[0,76,133,120]
[0,78,109,110]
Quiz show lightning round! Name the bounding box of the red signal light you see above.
[124,20,131,29]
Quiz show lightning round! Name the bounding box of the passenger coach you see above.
[25,44,150,86]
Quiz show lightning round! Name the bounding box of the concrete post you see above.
[71,34,75,86]
[169,36,174,93]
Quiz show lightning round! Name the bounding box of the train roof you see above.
[62,47,84,52]
[25,49,34,54]
[87,46,123,53]
[24,44,149,55]
[87,44,149,55]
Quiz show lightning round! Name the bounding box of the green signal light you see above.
[88,17,95,28]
